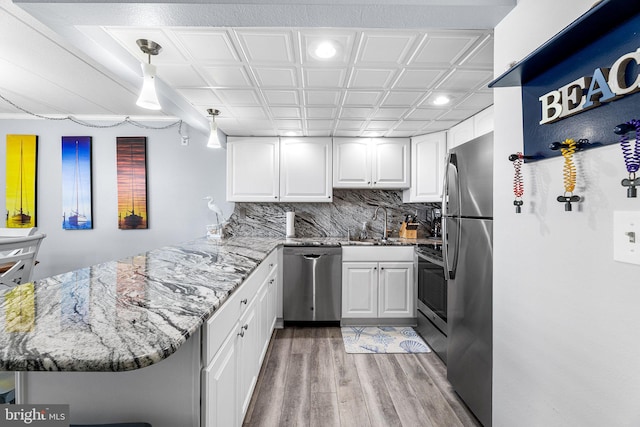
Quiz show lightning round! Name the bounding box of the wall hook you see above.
[549,138,590,151]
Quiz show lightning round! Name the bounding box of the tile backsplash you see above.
[226,189,440,239]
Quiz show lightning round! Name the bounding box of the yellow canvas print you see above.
[5,134,37,228]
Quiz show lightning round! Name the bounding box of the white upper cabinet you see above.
[402,131,447,203]
[279,137,332,202]
[333,137,410,189]
[371,138,410,189]
[332,138,371,188]
[447,105,494,148]
[227,137,280,202]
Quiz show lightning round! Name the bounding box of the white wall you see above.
[0,119,231,280]
[494,1,640,426]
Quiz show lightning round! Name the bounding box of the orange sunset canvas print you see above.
[5,134,37,228]
[116,137,148,229]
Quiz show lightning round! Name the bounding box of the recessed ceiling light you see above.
[433,95,451,106]
[311,40,338,60]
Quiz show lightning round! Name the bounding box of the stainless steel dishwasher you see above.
[283,246,342,322]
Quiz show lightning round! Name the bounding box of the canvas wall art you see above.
[62,136,93,230]
[116,137,148,229]
[5,134,37,228]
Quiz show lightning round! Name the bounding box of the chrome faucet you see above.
[373,206,388,241]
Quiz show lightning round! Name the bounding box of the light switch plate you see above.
[613,211,640,265]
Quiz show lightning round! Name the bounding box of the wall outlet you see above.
[613,211,640,265]
[181,136,189,146]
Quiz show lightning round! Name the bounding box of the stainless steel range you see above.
[415,244,448,363]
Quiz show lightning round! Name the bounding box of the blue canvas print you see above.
[62,136,93,229]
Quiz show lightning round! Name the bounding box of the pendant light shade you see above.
[136,39,162,111]
[207,109,221,148]
[136,62,161,110]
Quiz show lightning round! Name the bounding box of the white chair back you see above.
[0,233,46,290]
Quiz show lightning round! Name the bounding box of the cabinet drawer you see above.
[342,246,414,262]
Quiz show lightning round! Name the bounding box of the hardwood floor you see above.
[243,326,481,427]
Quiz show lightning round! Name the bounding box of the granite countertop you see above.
[0,236,435,372]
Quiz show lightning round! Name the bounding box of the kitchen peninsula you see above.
[0,235,435,426]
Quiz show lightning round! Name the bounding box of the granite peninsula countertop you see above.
[0,236,435,372]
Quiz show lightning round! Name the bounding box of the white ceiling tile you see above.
[236,30,295,63]
[459,35,494,67]
[349,68,397,89]
[304,90,342,105]
[423,120,461,131]
[437,109,477,121]
[357,31,418,64]
[394,121,428,131]
[176,88,222,106]
[372,108,406,120]
[381,91,424,107]
[201,65,253,87]
[336,120,365,130]
[253,67,298,87]
[228,106,268,119]
[300,30,356,65]
[303,68,347,88]
[306,107,337,119]
[104,27,187,64]
[405,108,443,121]
[366,120,396,130]
[393,69,445,89]
[271,106,302,118]
[456,92,493,109]
[263,90,299,105]
[157,64,207,87]
[172,30,240,62]
[411,33,479,65]
[437,69,494,91]
[340,107,374,119]
[215,89,262,105]
[343,91,384,106]
[386,130,418,137]
[306,119,335,130]
[275,119,303,129]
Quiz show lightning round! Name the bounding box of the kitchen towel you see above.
[286,211,295,237]
[341,326,431,354]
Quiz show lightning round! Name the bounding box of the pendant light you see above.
[207,109,221,148]
[136,39,162,110]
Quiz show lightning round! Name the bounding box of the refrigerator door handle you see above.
[444,217,461,280]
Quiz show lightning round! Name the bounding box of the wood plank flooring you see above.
[243,326,481,427]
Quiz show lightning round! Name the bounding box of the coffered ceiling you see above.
[105,26,494,137]
[2,0,514,140]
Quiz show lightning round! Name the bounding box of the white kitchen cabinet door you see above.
[333,138,371,188]
[447,119,475,149]
[257,272,277,364]
[342,262,378,318]
[402,132,446,203]
[236,297,260,419]
[227,137,280,202]
[473,105,494,137]
[202,330,237,427]
[280,137,332,202]
[378,262,414,318]
[371,138,410,189]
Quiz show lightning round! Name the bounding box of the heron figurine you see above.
[203,196,226,225]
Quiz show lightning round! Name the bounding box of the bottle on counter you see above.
[359,221,369,240]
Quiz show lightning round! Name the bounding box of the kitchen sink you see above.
[341,238,396,246]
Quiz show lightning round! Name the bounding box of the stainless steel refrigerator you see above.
[443,132,493,427]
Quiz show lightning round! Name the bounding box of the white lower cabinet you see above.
[341,247,416,324]
[202,250,278,427]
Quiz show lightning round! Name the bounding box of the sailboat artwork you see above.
[5,135,37,228]
[116,137,148,230]
[62,136,93,230]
